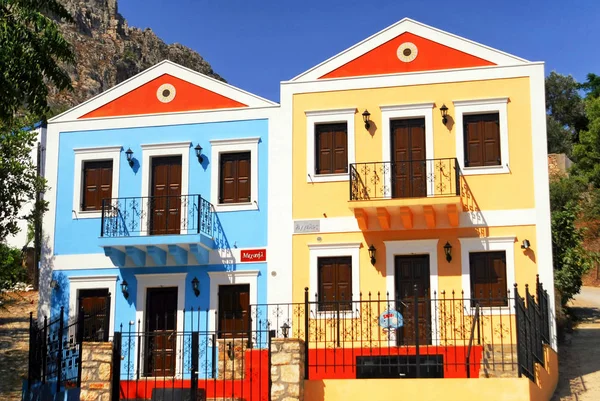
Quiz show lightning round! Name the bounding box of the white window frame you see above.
[73,146,121,219]
[454,97,510,175]
[306,108,356,183]
[459,236,516,314]
[308,242,360,318]
[134,272,187,378]
[210,137,259,212]
[380,103,435,197]
[207,270,259,332]
[68,275,117,337]
[140,142,191,233]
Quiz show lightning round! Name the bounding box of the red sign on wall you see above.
[240,249,267,262]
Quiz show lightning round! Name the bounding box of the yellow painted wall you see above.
[529,346,559,401]
[292,77,534,219]
[292,225,539,303]
[305,378,532,401]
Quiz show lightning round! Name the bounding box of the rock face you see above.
[49,0,224,112]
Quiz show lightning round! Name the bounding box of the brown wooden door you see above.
[395,255,431,345]
[78,289,110,342]
[391,118,427,198]
[150,156,182,235]
[218,284,250,338]
[145,287,178,377]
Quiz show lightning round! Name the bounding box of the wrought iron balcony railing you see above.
[349,158,461,201]
[100,194,214,238]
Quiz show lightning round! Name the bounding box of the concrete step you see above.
[479,344,519,378]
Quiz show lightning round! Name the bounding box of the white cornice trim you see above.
[140,141,191,150]
[380,102,435,112]
[73,146,122,154]
[69,275,118,283]
[458,236,517,246]
[209,137,260,145]
[307,242,362,250]
[207,270,260,278]
[305,108,357,117]
[453,97,510,107]
[134,272,187,280]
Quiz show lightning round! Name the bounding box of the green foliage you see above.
[572,97,600,187]
[0,243,27,288]
[547,115,574,155]
[0,116,47,241]
[552,203,592,305]
[549,175,584,212]
[545,71,588,135]
[580,73,600,100]
[0,0,74,122]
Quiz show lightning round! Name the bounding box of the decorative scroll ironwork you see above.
[101,194,214,238]
[349,158,461,200]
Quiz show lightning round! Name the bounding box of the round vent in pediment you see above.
[397,42,418,63]
[157,83,176,103]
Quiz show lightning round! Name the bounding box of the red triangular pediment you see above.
[320,32,495,79]
[80,74,247,118]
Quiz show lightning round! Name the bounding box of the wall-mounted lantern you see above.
[194,144,204,163]
[125,148,134,167]
[192,276,200,297]
[121,280,129,300]
[521,239,531,250]
[50,279,59,291]
[443,241,452,263]
[440,104,449,126]
[281,322,290,338]
[368,244,377,265]
[362,110,371,130]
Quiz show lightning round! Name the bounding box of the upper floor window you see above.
[315,123,348,175]
[73,146,121,219]
[453,97,509,176]
[210,137,259,212]
[318,256,352,312]
[469,250,507,307]
[305,108,356,183]
[219,152,251,204]
[82,160,113,211]
[463,113,500,168]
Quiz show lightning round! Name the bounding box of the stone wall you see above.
[271,339,305,401]
[217,338,249,379]
[79,342,112,401]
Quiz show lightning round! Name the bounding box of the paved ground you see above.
[0,291,38,401]
[552,287,600,401]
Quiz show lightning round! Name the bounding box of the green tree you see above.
[572,97,600,187]
[580,73,600,100]
[0,117,47,241]
[0,243,27,288]
[0,0,74,122]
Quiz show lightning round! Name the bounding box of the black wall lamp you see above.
[192,276,200,297]
[443,241,452,262]
[368,244,377,265]
[521,239,531,250]
[125,148,134,167]
[362,110,371,130]
[440,104,449,126]
[50,279,59,291]
[281,322,290,338]
[194,144,204,163]
[121,280,129,300]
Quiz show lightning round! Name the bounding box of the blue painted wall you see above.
[54,119,268,255]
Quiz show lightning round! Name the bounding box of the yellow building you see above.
[269,18,557,401]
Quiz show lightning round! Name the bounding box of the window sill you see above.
[461,165,510,176]
[307,173,349,183]
[73,210,103,219]
[213,202,258,212]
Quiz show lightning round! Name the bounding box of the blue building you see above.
[38,61,278,367]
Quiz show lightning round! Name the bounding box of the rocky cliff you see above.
[49,0,224,112]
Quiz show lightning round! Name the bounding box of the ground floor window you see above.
[218,284,250,338]
[469,251,508,307]
[317,256,352,311]
[78,288,110,341]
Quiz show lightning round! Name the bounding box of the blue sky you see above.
[119,0,598,102]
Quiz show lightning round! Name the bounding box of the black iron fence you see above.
[111,309,272,401]
[101,194,214,238]
[27,298,111,394]
[349,158,461,200]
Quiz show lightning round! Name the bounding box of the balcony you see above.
[99,194,215,267]
[348,158,462,230]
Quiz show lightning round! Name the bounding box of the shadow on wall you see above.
[38,233,56,323]
[460,176,489,238]
[212,211,235,272]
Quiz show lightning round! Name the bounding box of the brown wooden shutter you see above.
[220,152,251,204]
[469,251,507,307]
[464,113,500,167]
[316,123,347,174]
[82,160,113,211]
[318,256,352,311]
